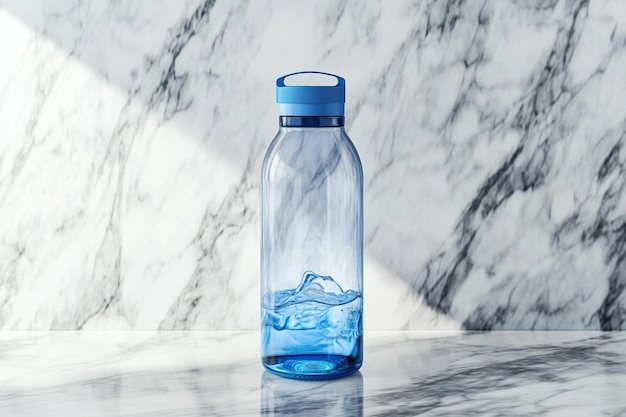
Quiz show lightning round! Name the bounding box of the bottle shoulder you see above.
[263,128,361,162]
[262,128,362,184]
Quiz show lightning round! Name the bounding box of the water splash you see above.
[262,271,362,357]
[264,271,360,311]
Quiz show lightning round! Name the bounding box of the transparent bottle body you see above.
[261,119,363,380]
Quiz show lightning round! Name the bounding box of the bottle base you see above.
[262,354,362,381]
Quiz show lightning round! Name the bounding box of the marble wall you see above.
[1,0,625,330]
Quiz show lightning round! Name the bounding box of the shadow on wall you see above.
[2,0,626,329]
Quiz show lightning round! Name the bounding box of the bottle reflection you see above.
[261,371,363,417]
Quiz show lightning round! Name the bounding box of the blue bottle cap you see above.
[276,71,345,116]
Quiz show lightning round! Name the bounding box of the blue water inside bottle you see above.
[262,271,362,379]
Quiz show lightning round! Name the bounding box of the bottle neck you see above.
[279,116,345,128]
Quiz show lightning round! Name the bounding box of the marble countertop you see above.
[1,331,625,416]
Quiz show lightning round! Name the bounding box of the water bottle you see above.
[261,71,363,380]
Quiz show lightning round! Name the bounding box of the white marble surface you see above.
[0,331,625,416]
[1,0,626,329]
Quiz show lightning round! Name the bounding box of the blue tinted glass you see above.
[261,117,363,380]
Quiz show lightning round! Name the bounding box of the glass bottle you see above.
[261,71,363,380]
